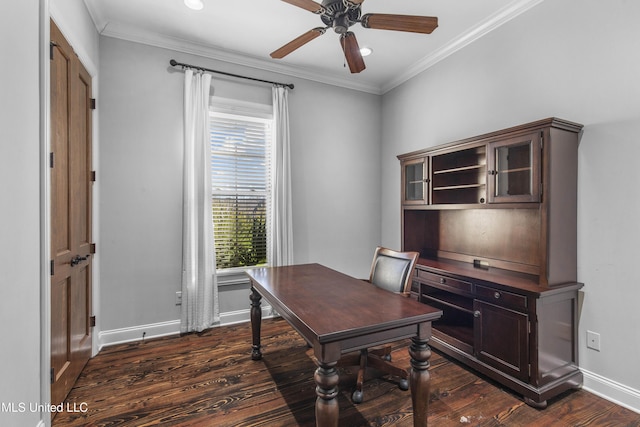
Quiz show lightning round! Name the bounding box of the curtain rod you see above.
[169,59,294,90]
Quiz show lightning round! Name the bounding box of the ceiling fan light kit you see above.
[273,0,438,73]
[184,0,204,11]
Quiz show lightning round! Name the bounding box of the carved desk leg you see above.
[410,333,432,427]
[314,361,339,427]
[250,287,262,361]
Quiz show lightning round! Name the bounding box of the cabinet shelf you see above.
[421,286,474,312]
[431,148,486,205]
[434,324,474,348]
[434,164,486,175]
[497,167,531,174]
[431,187,486,204]
[433,183,486,191]
[422,294,473,315]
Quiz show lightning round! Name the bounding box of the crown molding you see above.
[97,20,382,94]
[83,0,544,95]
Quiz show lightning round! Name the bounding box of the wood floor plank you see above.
[53,318,640,426]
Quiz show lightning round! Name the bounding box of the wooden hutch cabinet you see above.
[398,118,583,408]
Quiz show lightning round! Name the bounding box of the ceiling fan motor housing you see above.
[321,0,361,34]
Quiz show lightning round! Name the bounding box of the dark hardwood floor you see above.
[53,318,640,426]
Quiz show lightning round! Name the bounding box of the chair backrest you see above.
[368,247,419,295]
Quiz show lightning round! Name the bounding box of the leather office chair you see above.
[350,246,419,404]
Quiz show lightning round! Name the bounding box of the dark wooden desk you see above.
[246,263,442,427]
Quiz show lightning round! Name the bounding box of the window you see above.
[209,105,272,271]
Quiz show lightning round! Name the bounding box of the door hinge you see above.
[49,41,57,60]
[50,367,55,384]
[90,316,96,327]
[50,259,55,276]
[90,98,96,110]
[539,130,544,149]
[50,152,54,168]
[90,171,96,182]
[528,364,531,377]
[90,243,96,254]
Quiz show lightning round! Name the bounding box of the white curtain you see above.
[181,69,219,333]
[269,86,294,266]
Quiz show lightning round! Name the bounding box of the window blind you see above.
[210,111,272,270]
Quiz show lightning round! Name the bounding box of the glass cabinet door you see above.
[402,158,428,204]
[487,132,541,203]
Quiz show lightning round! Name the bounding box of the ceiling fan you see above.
[270,0,438,73]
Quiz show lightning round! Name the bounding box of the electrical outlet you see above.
[586,330,601,351]
[175,291,182,306]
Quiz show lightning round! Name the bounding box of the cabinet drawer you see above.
[476,284,527,310]
[417,270,472,293]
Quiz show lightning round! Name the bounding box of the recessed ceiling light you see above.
[184,0,204,11]
[360,47,373,57]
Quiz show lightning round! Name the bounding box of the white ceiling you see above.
[84,0,543,94]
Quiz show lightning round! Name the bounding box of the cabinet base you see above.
[431,336,583,409]
[524,397,547,409]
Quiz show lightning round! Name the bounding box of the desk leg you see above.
[314,361,339,427]
[409,335,432,427]
[250,287,262,360]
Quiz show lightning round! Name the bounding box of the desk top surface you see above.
[246,263,442,344]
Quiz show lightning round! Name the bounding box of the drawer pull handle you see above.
[440,278,446,284]
[473,310,481,318]
[494,292,501,299]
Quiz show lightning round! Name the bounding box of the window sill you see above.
[216,266,268,287]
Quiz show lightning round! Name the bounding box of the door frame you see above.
[40,7,52,425]
[40,9,100,425]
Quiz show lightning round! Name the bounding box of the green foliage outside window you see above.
[213,197,267,270]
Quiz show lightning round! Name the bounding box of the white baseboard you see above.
[219,306,276,326]
[98,306,274,350]
[98,319,181,349]
[581,368,640,414]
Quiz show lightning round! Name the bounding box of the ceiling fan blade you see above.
[281,0,325,14]
[270,27,326,59]
[340,32,366,74]
[361,14,438,34]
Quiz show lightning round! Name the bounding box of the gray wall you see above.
[381,0,640,409]
[0,2,43,426]
[98,36,382,332]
